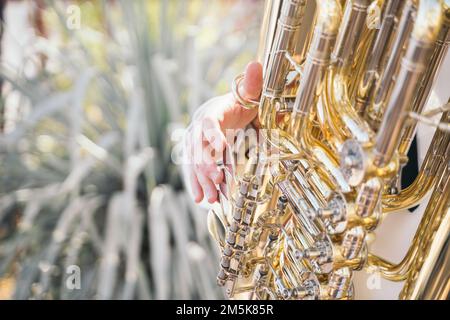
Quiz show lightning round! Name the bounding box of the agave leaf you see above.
[165,188,194,298]
[17,183,62,232]
[121,207,143,300]
[150,54,181,122]
[0,91,72,148]
[0,0,259,300]
[136,262,152,300]
[97,193,124,299]
[148,186,170,300]
[38,196,98,295]
[60,132,120,194]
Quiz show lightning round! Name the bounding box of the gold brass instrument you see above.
[208,0,450,300]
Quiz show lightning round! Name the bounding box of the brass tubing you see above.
[402,207,449,299]
[383,111,450,212]
[281,0,354,194]
[314,0,383,151]
[258,0,282,71]
[219,0,450,300]
[259,0,306,133]
[367,253,410,281]
[320,68,373,151]
[371,0,416,129]
[302,119,353,193]
[332,0,372,70]
[400,159,450,299]
[259,1,352,198]
[355,0,403,116]
[289,0,341,140]
[263,0,305,96]
[398,11,450,159]
[374,0,443,168]
[369,138,450,281]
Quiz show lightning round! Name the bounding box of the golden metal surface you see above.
[211,0,450,300]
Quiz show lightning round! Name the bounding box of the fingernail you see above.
[244,62,263,100]
[208,196,217,204]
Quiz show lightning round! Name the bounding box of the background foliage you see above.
[0,0,260,299]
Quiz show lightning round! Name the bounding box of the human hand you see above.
[185,61,263,203]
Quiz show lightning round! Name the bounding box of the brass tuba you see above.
[208,0,450,300]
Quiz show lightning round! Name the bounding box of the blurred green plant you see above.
[0,0,259,299]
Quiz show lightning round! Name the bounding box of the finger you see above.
[197,143,224,184]
[202,117,227,154]
[218,161,233,199]
[225,61,262,129]
[196,171,218,203]
[206,164,224,185]
[242,61,263,100]
[189,121,205,166]
[189,118,225,188]
[189,167,204,203]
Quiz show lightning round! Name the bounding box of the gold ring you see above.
[231,73,260,110]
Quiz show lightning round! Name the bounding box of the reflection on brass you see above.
[211,0,450,300]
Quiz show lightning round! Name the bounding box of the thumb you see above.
[222,61,263,130]
[241,61,262,101]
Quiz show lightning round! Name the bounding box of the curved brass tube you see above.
[367,253,410,281]
[373,0,443,168]
[370,145,450,282]
[221,0,450,301]
[332,0,373,70]
[355,0,403,117]
[398,20,450,159]
[382,170,435,213]
[370,0,417,129]
[368,199,443,281]
[314,0,376,151]
[259,0,305,140]
[319,68,374,152]
[260,0,352,194]
[402,207,449,299]
[289,0,342,140]
[302,118,353,194]
[383,111,450,212]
